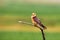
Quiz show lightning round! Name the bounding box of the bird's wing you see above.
[33,16,47,29]
[33,16,41,24]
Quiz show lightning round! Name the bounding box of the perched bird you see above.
[31,13,47,30]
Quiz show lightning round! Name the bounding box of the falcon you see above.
[31,13,47,30]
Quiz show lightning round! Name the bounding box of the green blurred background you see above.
[0,0,60,40]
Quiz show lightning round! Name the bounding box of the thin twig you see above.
[40,28,45,40]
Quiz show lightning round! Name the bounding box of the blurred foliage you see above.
[0,1,60,27]
[0,32,60,40]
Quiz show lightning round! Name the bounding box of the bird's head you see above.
[32,13,36,17]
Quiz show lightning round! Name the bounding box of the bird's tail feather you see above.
[40,24,47,30]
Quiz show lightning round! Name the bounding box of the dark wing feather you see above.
[33,16,41,24]
[33,16,47,29]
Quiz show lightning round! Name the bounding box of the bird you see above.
[31,13,47,30]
